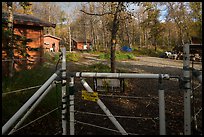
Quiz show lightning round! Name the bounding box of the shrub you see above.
[43,52,61,63]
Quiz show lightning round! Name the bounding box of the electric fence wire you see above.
[98,93,183,106]
[10,107,60,134]
[74,110,159,121]
[75,120,139,135]
[2,85,42,96]
[2,57,48,62]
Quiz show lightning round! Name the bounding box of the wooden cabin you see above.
[2,12,55,76]
[72,38,92,51]
[44,34,61,52]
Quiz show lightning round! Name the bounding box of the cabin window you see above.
[52,43,55,52]
[44,42,49,45]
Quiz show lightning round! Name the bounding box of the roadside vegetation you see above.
[132,47,165,57]
[2,61,61,127]
[98,51,136,60]
[97,46,166,60]
[2,52,81,128]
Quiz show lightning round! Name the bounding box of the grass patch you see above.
[2,65,55,93]
[2,64,61,126]
[81,63,111,72]
[43,52,61,63]
[66,52,80,62]
[98,52,136,60]
[88,63,110,72]
[133,47,164,57]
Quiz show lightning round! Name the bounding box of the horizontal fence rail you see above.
[74,72,170,79]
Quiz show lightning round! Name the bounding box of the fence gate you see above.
[2,44,202,135]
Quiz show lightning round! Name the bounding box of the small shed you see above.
[44,34,61,52]
[72,38,92,51]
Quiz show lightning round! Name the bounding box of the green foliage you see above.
[66,52,80,62]
[83,63,111,72]
[141,3,164,50]
[89,50,102,55]
[133,47,164,57]
[2,64,61,125]
[43,52,61,63]
[98,52,136,60]
[98,52,110,60]
[19,2,32,14]
[2,64,54,93]
[116,52,136,60]
[188,2,202,41]
[2,25,32,59]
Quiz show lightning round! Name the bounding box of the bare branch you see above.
[80,9,113,16]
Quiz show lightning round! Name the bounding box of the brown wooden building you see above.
[72,38,92,51]
[2,12,55,76]
[44,34,61,52]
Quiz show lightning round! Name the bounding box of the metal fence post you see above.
[183,44,191,135]
[69,77,74,135]
[61,47,67,135]
[158,74,166,135]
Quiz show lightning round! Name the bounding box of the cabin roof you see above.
[44,34,61,40]
[2,12,56,28]
[72,37,91,43]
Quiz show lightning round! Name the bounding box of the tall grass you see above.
[2,65,55,93]
[2,55,62,127]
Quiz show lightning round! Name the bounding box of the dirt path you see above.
[75,53,202,76]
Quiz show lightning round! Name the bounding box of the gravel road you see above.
[78,53,202,76]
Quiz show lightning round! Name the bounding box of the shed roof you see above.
[44,34,61,40]
[2,12,56,28]
[72,37,91,43]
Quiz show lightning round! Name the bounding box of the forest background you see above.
[2,2,202,52]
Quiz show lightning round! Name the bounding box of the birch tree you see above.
[7,2,14,77]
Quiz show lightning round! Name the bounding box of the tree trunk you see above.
[7,2,14,78]
[168,28,171,48]
[154,36,157,51]
[110,28,116,73]
[110,12,119,73]
[125,20,131,47]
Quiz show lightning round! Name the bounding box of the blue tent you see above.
[121,46,132,52]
